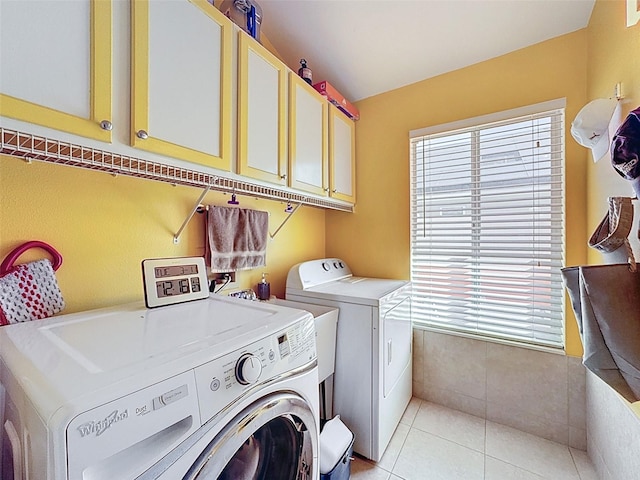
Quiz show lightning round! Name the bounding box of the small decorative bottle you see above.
[257,273,270,300]
[298,59,312,85]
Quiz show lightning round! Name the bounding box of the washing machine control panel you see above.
[193,315,316,423]
[235,353,263,385]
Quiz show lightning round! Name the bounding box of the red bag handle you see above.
[0,241,63,274]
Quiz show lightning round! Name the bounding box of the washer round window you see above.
[219,415,310,479]
[184,393,317,480]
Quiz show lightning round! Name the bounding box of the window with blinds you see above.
[410,101,565,349]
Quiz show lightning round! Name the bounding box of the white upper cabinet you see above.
[0,0,112,142]
[131,0,232,170]
[1,0,356,207]
[237,33,287,185]
[329,105,356,204]
[288,72,328,196]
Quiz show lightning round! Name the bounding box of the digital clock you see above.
[142,257,210,308]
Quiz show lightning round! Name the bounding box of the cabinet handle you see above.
[280,174,287,180]
[136,130,149,140]
[324,188,329,192]
[100,120,113,131]
[332,189,337,193]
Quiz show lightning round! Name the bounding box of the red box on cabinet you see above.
[313,81,359,121]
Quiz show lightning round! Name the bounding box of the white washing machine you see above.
[286,258,412,462]
[0,294,320,479]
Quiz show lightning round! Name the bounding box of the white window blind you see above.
[410,103,565,348]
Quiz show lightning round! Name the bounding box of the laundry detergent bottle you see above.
[257,273,270,300]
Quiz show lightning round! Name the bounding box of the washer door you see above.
[183,393,317,480]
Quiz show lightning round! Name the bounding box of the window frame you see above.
[409,99,566,351]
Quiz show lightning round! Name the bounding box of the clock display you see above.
[154,264,199,279]
[142,257,209,308]
[156,279,190,298]
[155,276,202,298]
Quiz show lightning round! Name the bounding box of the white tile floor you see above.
[350,398,600,480]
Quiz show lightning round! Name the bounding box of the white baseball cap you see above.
[571,98,618,162]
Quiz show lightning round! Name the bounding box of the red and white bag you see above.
[0,241,65,326]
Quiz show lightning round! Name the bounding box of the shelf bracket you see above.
[173,183,214,244]
[269,202,303,239]
[1,127,354,213]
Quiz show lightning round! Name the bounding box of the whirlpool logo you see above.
[77,409,129,438]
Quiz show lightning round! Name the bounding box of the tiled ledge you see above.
[412,328,586,449]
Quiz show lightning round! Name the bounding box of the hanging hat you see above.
[571,98,618,162]
[611,106,640,198]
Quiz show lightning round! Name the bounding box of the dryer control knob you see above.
[235,353,263,385]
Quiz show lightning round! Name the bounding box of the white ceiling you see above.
[259,0,596,102]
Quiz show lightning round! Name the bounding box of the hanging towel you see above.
[206,206,268,272]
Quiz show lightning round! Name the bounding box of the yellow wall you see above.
[2,0,637,356]
[0,156,326,313]
[326,30,590,356]
[586,0,640,263]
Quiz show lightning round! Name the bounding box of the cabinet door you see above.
[329,105,356,204]
[131,0,232,170]
[237,33,287,185]
[0,0,112,142]
[288,73,328,196]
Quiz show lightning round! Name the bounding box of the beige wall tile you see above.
[486,400,568,445]
[587,439,615,480]
[423,331,487,401]
[413,329,424,360]
[586,371,640,480]
[412,380,426,400]
[568,426,587,451]
[567,355,586,429]
[420,384,486,419]
[570,448,599,480]
[486,343,568,425]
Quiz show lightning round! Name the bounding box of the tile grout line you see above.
[389,398,422,475]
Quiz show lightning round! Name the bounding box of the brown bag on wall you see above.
[562,264,640,402]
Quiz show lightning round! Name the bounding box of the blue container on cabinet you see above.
[218,0,262,41]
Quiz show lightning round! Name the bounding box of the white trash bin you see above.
[320,415,354,480]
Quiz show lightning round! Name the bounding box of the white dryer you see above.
[0,295,319,479]
[286,258,412,462]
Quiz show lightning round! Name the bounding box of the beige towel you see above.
[206,206,268,272]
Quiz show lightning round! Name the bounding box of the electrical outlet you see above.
[214,272,236,284]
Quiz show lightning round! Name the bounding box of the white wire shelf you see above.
[0,127,354,212]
